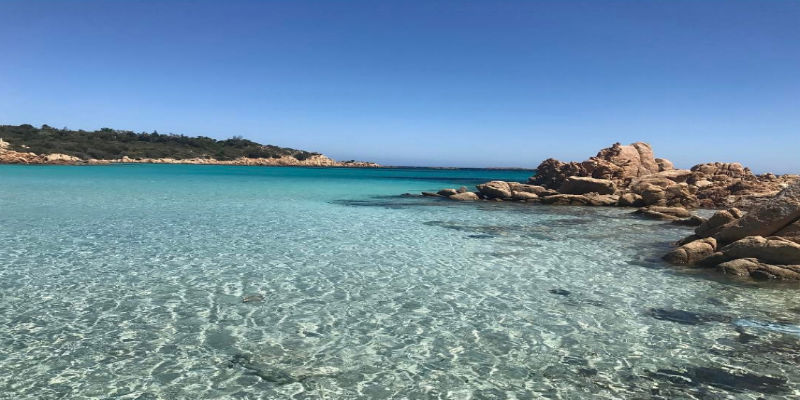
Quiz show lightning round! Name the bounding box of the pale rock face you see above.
[512,191,539,201]
[693,179,713,189]
[654,169,692,183]
[476,181,513,199]
[507,182,553,196]
[630,175,676,191]
[655,158,674,171]
[44,153,81,163]
[449,192,480,201]
[558,176,616,195]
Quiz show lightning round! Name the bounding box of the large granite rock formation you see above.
[664,180,800,280]
[713,180,800,245]
[530,142,661,189]
[528,141,796,210]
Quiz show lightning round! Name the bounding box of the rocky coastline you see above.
[0,138,379,167]
[423,142,800,281]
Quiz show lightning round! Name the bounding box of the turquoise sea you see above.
[1,164,799,399]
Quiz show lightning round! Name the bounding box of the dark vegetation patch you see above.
[647,366,788,395]
[0,124,318,161]
[648,308,731,325]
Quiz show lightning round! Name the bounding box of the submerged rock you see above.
[242,294,265,303]
[647,366,788,394]
[549,288,571,296]
[649,308,730,325]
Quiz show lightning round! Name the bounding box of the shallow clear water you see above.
[1,164,799,399]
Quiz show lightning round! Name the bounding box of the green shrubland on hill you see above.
[0,124,319,161]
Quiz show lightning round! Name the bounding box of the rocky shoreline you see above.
[0,139,379,167]
[423,142,800,281]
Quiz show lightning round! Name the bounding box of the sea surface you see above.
[1,164,799,399]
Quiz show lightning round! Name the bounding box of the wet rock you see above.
[540,193,618,206]
[449,192,480,201]
[717,258,800,280]
[671,215,706,227]
[549,288,571,296]
[710,236,800,266]
[437,188,458,196]
[476,181,513,199]
[617,193,644,207]
[634,206,691,220]
[242,294,265,303]
[558,176,616,195]
[421,191,441,197]
[663,238,717,265]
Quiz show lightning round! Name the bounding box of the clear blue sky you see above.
[1,1,798,171]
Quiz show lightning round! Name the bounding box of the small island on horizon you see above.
[0,124,380,167]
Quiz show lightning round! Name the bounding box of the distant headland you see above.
[0,124,379,167]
